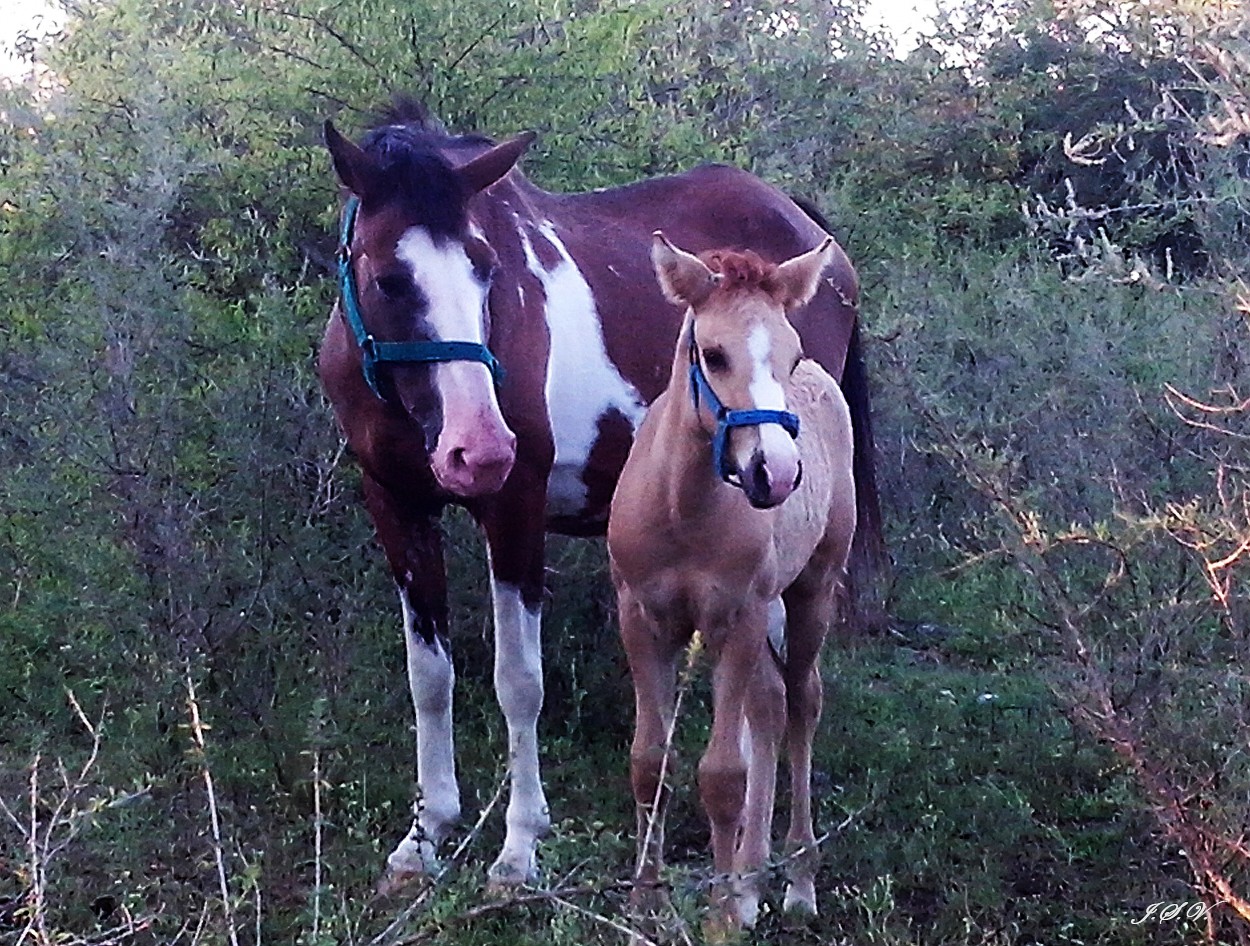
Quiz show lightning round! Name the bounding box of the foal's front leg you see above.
[699,603,769,933]
[616,586,683,913]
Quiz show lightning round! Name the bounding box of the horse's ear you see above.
[651,231,721,308]
[457,131,537,195]
[774,237,836,309]
[325,120,381,198]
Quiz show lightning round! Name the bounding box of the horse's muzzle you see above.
[431,423,517,496]
[742,454,803,509]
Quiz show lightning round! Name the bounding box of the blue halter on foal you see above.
[336,196,505,400]
[687,328,800,486]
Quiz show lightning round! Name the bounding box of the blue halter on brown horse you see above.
[318,98,880,888]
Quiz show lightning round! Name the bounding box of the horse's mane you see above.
[700,249,779,296]
[356,96,496,234]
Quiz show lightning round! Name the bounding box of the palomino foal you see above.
[607,234,857,930]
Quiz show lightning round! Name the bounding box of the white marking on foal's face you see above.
[745,323,799,459]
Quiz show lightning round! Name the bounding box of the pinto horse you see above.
[318,99,878,888]
[607,235,856,930]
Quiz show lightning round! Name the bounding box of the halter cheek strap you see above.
[687,330,800,485]
[336,196,505,400]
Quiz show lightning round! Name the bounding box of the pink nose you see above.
[432,427,517,496]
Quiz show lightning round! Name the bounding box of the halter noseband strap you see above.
[336,196,505,400]
[686,329,800,486]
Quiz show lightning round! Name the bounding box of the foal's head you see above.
[325,108,535,496]
[651,232,836,509]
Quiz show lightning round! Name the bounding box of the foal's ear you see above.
[324,120,382,199]
[457,132,538,195]
[651,231,721,308]
[774,237,837,310]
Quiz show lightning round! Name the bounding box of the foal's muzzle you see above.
[742,453,804,509]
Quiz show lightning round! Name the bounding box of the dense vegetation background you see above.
[3,0,1250,943]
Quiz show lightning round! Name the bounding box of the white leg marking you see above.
[388,592,461,876]
[488,577,550,883]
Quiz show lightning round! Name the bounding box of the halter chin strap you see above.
[336,196,505,400]
[687,329,800,486]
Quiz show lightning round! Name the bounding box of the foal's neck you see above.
[647,318,736,518]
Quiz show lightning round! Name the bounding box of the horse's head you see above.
[651,231,836,509]
[325,118,535,497]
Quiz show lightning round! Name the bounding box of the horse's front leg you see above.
[478,472,552,886]
[699,603,770,935]
[362,476,461,889]
[616,585,684,914]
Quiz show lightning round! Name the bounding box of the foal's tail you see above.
[793,196,888,619]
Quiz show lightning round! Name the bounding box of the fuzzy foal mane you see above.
[700,249,779,296]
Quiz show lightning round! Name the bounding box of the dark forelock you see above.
[359,123,476,239]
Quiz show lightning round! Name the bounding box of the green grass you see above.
[0,526,1206,946]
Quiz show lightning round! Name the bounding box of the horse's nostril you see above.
[751,457,770,497]
[794,460,803,491]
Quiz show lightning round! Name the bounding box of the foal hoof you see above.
[628,880,673,917]
[782,881,818,918]
[700,913,744,945]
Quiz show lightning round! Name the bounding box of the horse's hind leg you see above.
[779,563,844,917]
[616,585,683,914]
[363,476,461,888]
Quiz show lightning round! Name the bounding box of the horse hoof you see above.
[485,859,537,892]
[375,867,431,898]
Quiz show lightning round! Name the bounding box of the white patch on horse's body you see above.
[487,574,551,882]
[389,592,461,876]
[520,221,646,517]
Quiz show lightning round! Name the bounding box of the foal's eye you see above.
[703,348,728,373]
[375,274,411,299]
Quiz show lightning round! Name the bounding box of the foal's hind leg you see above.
[779,563,845,917]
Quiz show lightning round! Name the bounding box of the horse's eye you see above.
[703,348,728,373]
[375,274,411,299]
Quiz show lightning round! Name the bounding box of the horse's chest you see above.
[521,222,647,520]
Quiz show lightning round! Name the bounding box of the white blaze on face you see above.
[742,323,801,486]
[394,226,516,495]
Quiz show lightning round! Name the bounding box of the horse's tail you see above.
[842,316,886,575]
[793,196,888,620]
